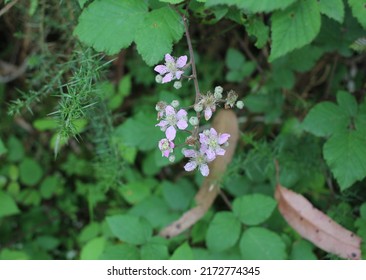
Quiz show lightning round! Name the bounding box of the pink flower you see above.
[199,128,230,161]
[154,54,187,83]
[158,138,174,158]
[183,149,212,177]
[156,105,188,141]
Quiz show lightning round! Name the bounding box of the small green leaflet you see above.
[206,0,296,12]
[239,227,287,259]
[324,131,366,190]
[205,212,241,252]
[0,191,20,218]
[318,0,345,23]
[302,102,349,137]
[106,214,152,245]
[270,0,321,61]
[348,0,366,29]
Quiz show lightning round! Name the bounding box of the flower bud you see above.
[225,90,238,108]
[155,75,163,83]
[171,100,180,108]
[194,103,203,112]
[189,116,199,126]
[173,81,182,89]
[214,86,223,99]
[169,155,175,162]
[236,100,244,109]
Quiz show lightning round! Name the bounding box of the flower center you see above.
[208,138,218,148]
[166,114,177,126]
[196,153,206,165]
[166,61,176,73]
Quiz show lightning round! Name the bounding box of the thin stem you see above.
[182,15,201,103]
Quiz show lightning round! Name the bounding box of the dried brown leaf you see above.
[275,184,362,259]
[159,110,239,238]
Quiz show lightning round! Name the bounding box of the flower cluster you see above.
[154,53,243,177]
[183,128,230,176]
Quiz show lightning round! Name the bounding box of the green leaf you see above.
[7,136,24,162]
[245,16,269,48]
[19,158,43,186]
[161,180,195,211]
[348,0,366,29]
[0,249,28,260]
[225,48,245,70]
[0,138,6,156]
[80,237,105,260]
[129,196,177,228]
[79,223,101,244]
[115,112,162,151]
[74,0,148,55]
[206,212,241,252]
[323,131,366,190]
[40,175,60,199]
[319,0,344,23]
[206,0,296,12]
[302,102,349,137]
[100,244,140,260]
[239,227,287,259]
[336,90,358,118]
[106,214,152,245]
[0,191,20,218]
[141,238,169,260]
[270,0,321,61]
[135,7,184,66]
[233,194,277,225]
[170,242,194,260]
[159,0,184,3]
[290,240,317,260]
[119,180,152,205]
[356,102,366,133]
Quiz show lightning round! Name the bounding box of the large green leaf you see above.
[319,0,344,23]
[0,191,20,218]
[135,7,184,66]
[270,0,321,61]
[233,194,277,225]
[302,102,349,137]
[74,0,148,54]
[348,0,366,29]
[206,0,296,12]
[323,131,366,190]
[106,214,152,245]
[239,227,287,259]
[206,212,241,252]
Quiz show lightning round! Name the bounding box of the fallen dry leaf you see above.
[159,109,239,238]
[275,184,362,259]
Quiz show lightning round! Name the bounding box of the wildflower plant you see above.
[153,12,243,177]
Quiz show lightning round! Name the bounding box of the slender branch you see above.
[182,14,201,102]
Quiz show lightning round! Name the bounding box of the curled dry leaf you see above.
[275,184,362,259]
[159,109,239,238]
